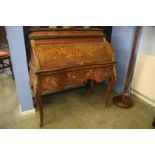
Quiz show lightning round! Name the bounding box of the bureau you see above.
[29,28,116,127]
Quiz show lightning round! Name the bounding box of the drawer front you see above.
[41,73,66,91]
[66,69,93,84]
[93,66,113,82]
[40,65,114,91]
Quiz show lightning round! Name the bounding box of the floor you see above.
[0,69,155,129]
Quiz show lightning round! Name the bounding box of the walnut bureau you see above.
[29,28,117,127]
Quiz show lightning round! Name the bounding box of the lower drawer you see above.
[39,65,114,91]
[41,73,66,91]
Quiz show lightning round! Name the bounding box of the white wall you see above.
[131,27,155,106]
[138,27,155,56]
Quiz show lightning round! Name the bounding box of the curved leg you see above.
[104,75,115,106]
[35,84,43,127]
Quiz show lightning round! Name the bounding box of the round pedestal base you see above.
[113,95,134,108]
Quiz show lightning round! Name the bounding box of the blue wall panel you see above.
[6,26,33,111]
[111,26,136,93]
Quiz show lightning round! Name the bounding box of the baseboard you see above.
[131,89,155,108]
[20,106,35,115]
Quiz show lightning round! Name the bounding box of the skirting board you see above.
[20,105,35,115]
[131,89,155,108]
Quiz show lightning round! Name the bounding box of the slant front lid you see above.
[29,29,114,72]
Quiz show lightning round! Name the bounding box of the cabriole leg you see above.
[35,86,43,127]
[34,77,44,128]
[104,75,115,106]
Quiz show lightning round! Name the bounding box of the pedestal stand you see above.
[113,27,140,108]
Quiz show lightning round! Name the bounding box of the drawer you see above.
[66,69,94,84]
[93,66,113,82]
[41,73,66,91]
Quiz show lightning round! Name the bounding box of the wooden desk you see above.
[29,28,116,126]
